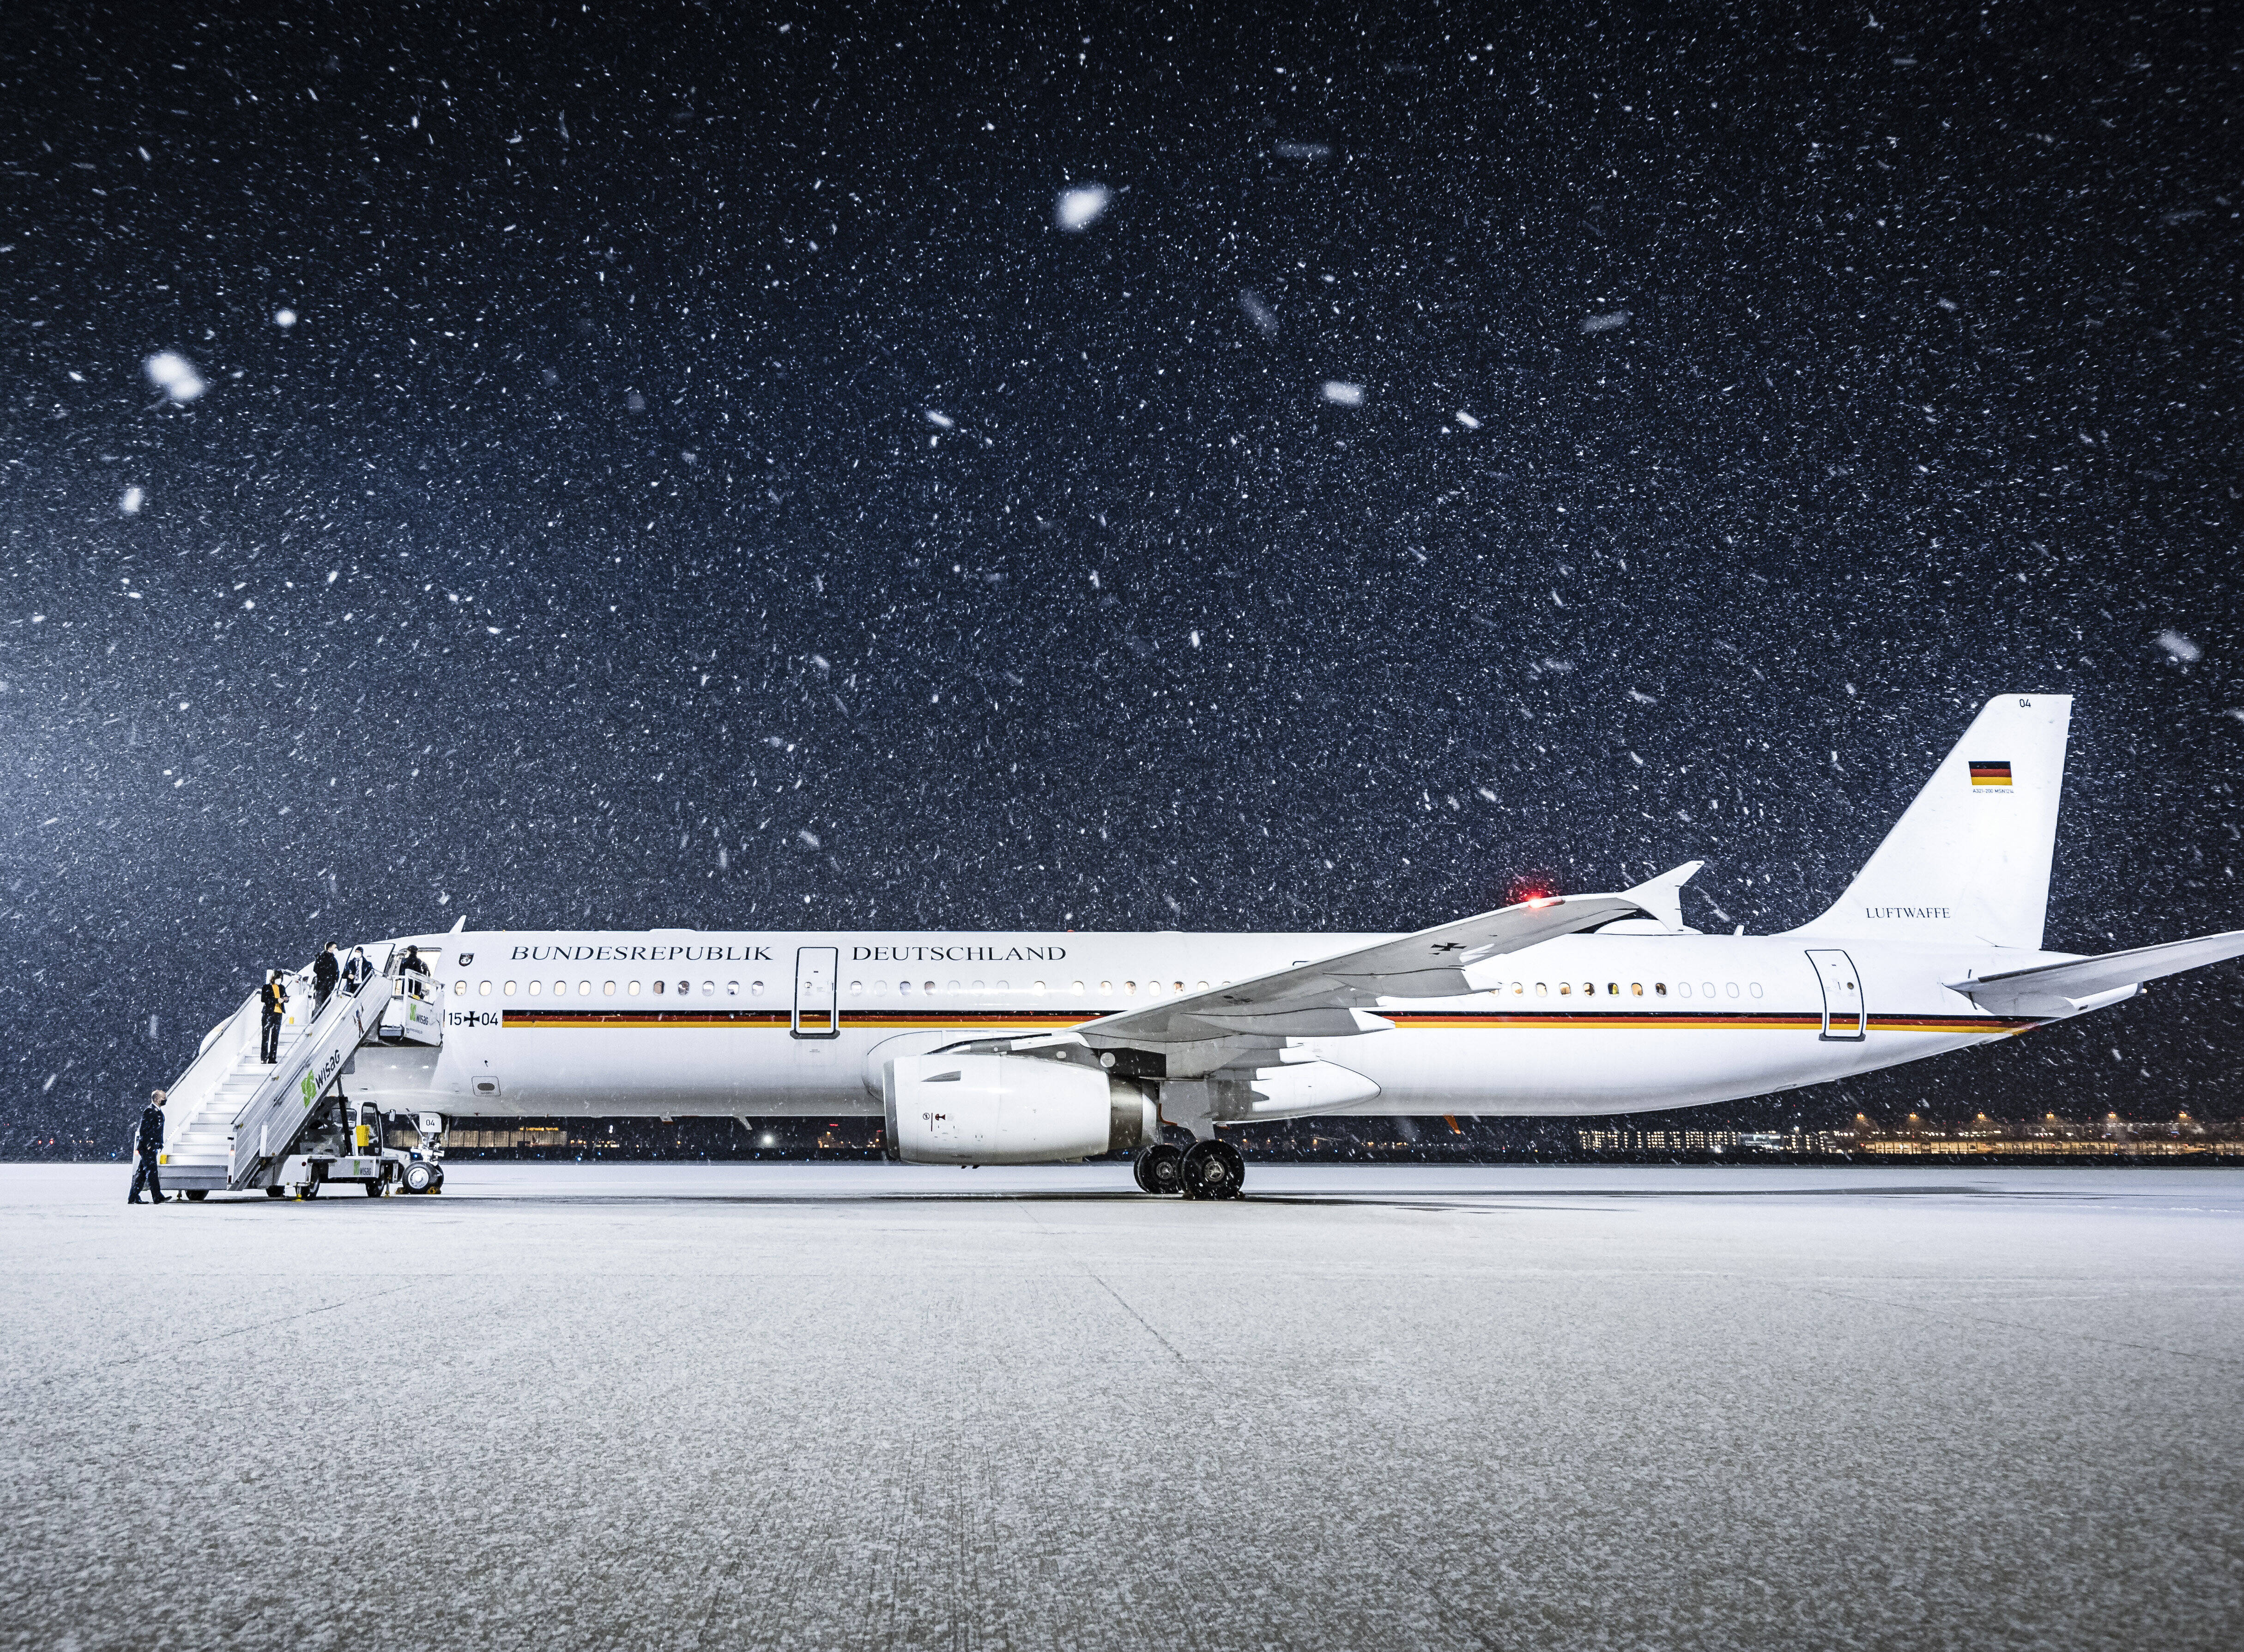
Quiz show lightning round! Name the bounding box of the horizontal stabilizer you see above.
[1948,928,2244,1016]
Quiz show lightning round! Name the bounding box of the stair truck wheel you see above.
[361,1179,384,1197]
[265,1186,287,1199]
[184,1189,208,1202]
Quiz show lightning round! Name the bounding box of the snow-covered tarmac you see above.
[5,1163,2241,1650]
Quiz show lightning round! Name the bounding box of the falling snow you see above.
[0,6,2238,1152]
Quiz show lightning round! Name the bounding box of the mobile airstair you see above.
[151,949,450,1200]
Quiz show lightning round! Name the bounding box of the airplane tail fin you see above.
[1790,695,2073,950]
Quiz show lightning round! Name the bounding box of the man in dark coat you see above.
[260,970,288,1063]
[313,941,340,1012]
[341,945,372,994]
[128,1089,167,1205]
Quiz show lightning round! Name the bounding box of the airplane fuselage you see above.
[342,926,2068,1123]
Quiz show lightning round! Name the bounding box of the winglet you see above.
[1621,861,1704,933]
[449,915,467,933]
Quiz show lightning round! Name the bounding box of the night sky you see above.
[5,1,2240,1150]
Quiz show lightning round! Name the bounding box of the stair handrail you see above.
[159,989,264,1143]
[225,948,398,1189]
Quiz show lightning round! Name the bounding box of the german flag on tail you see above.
[1968,760,2013,787]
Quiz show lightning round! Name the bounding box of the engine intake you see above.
[883,1053,1154,1165]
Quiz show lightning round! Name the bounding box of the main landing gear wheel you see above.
[1133,1143,1185,1196]
[401,1161,438,1194]
[1179,1140,1246,1200]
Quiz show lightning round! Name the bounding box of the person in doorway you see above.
[398,944,429,978]
[259,970,288,1063]
[128,1089,167,1205]
[313,941,340,1012]
[341,945,372,994]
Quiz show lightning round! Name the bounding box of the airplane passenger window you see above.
[900,980,913,996]
[1195,980,1208,990]
[751,981,765,995]
[1511,982,1523,995]
[1124,981,1137,994]
[628,980,641,996]
[727,981,740,997]
[1702,982,1716,997]
[972,980,985,991]
[1559,983,1571,996]
[1725,982,1740,998]
[479,980,492,998]
[1653,983,1667,997]
[1676,981,1690,998]
[1100,981,1113,993]
[503,981,517,996]
[1750,982,1764,998]
[996,980,1009,991]
[1607,983,1619,995]
[1173,981,1184,992]
[605,981,616,996]
[454,979,468,995]
[653,980,665,995]
[1632,983,1644,996]
[1536,983,1547,997]
[527,981,542,996]
[947,980,961,992]
[553,981,567,996]
[678,980,691,996]
[1146,980,1161,995]
[1582,983,1594,997]
[875,980,889,994]
[579,981,591,997]
[924,980,936,994]
[701,981,714,996]
[1071,981,1084,994]
[849,981,862,995]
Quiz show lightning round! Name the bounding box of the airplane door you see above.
[792,946,839,1039]
[1807,949,1866,1042]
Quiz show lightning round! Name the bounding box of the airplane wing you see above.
[1078,871,1694,1053]
[1948,928,2244,1017]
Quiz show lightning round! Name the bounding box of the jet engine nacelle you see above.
[883,1053,1154,1166]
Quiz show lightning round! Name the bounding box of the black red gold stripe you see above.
[1968,760,2013,786]
[504,1009,2038,1035]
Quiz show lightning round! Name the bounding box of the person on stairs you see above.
[313,941,340,1013]
[128,1089,167,1205]
[259,970,288,1063]
[341,945,372,994]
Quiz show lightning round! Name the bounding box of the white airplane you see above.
[220,695,2244,1198]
